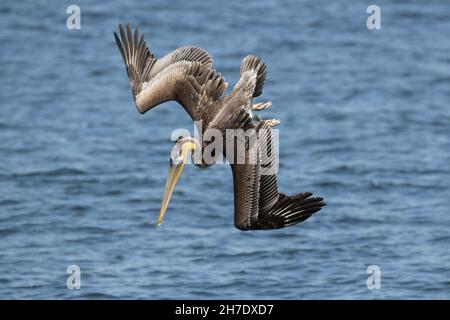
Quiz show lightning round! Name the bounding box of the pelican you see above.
[114,24,325,230]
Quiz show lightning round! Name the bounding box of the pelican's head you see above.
[156,137,199,226]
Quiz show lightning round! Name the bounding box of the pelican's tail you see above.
[257,192,325,229]
[240,55,267,97]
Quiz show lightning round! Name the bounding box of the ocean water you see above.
[0,0,449,299]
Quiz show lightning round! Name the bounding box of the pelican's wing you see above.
[230,124,261,229]
[240,55,267,97]
[205,55,266,130]
[114,24,226,119]
[256,122,279,213]
[231,122,326,230]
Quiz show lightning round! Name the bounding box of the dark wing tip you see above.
[258,192,326,229]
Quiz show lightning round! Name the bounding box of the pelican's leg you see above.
[265,118,280,127]
[252,101,272,110]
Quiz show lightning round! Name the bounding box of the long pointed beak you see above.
[156,163,186,226]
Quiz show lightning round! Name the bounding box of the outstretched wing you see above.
[229,122,261,229]
[240,55,267,98]
[114,24,227,120]
[231,122,326,230]
[205,55,267,131]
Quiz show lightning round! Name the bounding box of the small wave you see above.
[0,228,17,237]
[431,235,450,242]
[322,164,361,174]
[70,292,120,300]
[212,250,271,259]
[90,68,110,77]
[313,180,347,188]
[0,199,20,206]
[334,216,383,225]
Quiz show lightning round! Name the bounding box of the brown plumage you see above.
[115,24,325,230]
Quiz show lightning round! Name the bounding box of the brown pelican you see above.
[114,24,325,230]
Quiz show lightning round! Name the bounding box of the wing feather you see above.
[114,24,224,119]
[257,122,279,214]
[230,121,325,230]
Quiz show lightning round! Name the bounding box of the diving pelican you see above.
[114,24,325,230]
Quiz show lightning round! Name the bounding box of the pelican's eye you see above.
[169,158,174,167]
